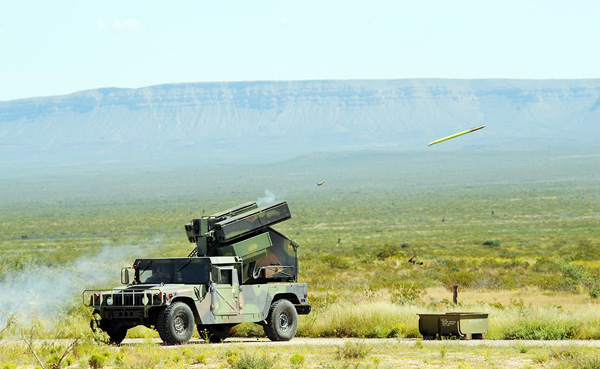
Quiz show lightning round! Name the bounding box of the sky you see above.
[1,0,599,101]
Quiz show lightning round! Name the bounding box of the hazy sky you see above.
[1,0,599,101]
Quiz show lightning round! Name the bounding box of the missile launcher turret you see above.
[184,201,298,283]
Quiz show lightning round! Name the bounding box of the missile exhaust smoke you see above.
[0,239,163,330]
[257,189,278,207]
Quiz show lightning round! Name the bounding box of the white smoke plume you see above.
[257,189,277,207]
[0,239,163,326]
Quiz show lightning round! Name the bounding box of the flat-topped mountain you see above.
[1,79,599,168]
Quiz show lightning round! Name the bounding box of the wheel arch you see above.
[271,293,300,305]
[170,297,200,322]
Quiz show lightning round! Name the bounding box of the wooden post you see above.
[453,285,458,305]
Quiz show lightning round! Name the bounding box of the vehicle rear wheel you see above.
[157,302,195,345]
[197,324,232,343]
[264,299,298,341]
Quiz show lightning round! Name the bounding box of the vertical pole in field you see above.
[453,285,458,305]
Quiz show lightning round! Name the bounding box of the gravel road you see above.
[117,337,600,348]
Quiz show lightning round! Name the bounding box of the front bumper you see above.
[102,308,146,320]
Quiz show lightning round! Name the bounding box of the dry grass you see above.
[426,286,593,309]
[297,289,600,340]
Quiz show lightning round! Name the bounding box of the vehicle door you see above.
[211,266,240,316]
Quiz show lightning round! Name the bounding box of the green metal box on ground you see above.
[418,312,489,340]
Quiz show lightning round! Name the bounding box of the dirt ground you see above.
[3,337,599,368]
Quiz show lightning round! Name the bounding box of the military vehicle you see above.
[84,200,310,345]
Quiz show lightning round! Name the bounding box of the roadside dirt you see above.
[3,337,599,368]
[119,336,600,347]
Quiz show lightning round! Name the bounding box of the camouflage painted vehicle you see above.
[84,201,310,345]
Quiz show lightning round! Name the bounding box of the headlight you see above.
[106,297,113,306]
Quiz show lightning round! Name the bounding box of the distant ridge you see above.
[1,79,599,168]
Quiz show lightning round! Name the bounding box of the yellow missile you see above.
[428,124,486,146]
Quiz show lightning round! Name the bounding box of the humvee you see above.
[84,201,310,345]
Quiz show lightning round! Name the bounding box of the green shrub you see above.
[589,284,600,299]
[289,353,305,368]
[387,322,406,338]
[122,352,160,369]
[560,262,592,291]
[518,345,529,354]
[482,240,500,247]
[321,255,350,269]
[390,284,423,305]
[88,353,106,369]
[194,353,207,364]
[230,352,276,369]
[405,324,421,338]
[375,244,403,260]
[488,301,505,310]
[550,347,600,369]
[440,270,475,288]
[114,353,125,367]
[440,347,447,359]
[46,353,60,367]
[532,354,548,364]
[336,341,370,360]
[504,320,578,340]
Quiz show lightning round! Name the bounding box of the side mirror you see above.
[121,267,130,284]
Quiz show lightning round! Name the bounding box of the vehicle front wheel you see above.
[106,326,128,345]
[264,299,298,341]
[90,311,127,345]
[89,311,102,333]
[157,302,195,345]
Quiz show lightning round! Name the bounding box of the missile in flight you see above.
[428,124,486,146]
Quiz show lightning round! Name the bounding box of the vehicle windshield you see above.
[136,259,209,284]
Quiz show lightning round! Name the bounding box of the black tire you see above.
[157,302,195,345]
[197,324,232,343]
[264,299,298,341]
[106,326,127,345]
[90,311,102,333]
[90,311,127,345]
